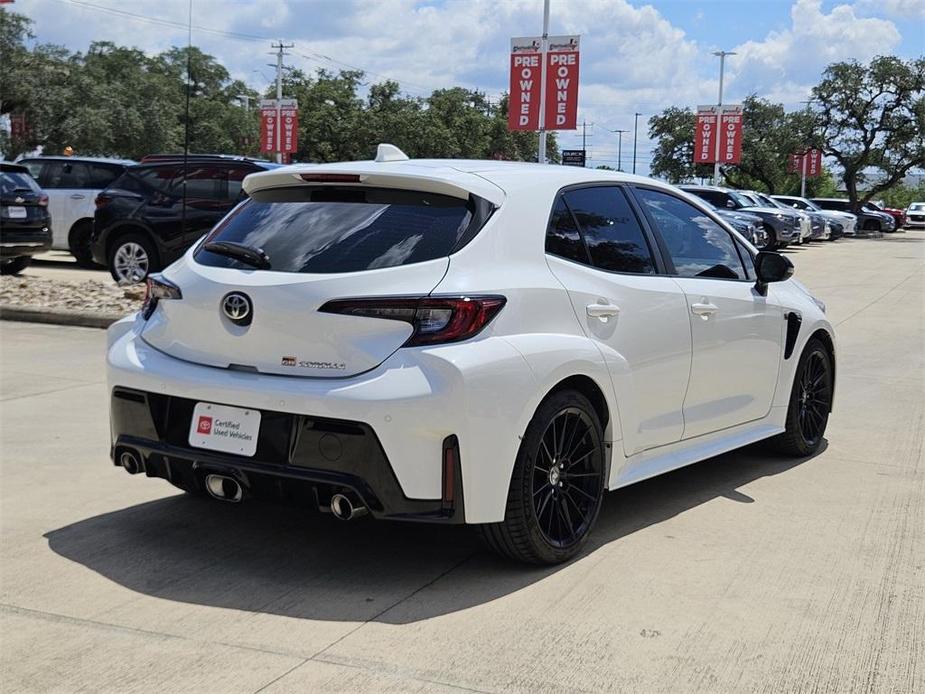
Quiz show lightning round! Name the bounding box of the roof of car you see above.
[678,184,731,192]
[131,158,280,171]
[243,157,672,205]
[18,155,136,165]
[1,162,30,173]
[809,197,848,202]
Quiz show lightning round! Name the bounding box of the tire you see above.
[762,225,778,251]
[108,231,158,284]
[1,256,32,275]
[768,338,833,457]
[68,220,98,268]
[478,389,606,564]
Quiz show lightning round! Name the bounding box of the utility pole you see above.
[712,50,736,184]
[537,0,550,164]
[581,120,592,166]
[271,41,294,164]
[632,112,641,174]
[609,128,628,171]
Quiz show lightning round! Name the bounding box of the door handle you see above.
[586,303,621,320]
[691,302,719,318]
[69,194,86,200]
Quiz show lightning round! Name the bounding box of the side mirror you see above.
[726,200,736,209]
[754,251,793,296]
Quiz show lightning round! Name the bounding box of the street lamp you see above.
[712,50,736,184]
[609,129,628,171]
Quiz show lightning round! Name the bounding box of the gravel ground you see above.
[0,275,143,315]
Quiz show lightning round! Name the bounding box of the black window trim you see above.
[544,181,670,276]
[627,183,755,284]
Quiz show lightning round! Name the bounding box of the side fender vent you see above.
[784,312,802,360]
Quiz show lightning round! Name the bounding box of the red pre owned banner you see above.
[787,152,803,174]
[694,106,717,163]
[806,148,822,177]
[719,106,743,164]
[259,100,277,153]
[279,99,298,154]
[509,38,542,131]
[544,35,580,130]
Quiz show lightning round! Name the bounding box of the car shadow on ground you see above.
[45,441,825,625]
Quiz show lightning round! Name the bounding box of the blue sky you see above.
[14,0,925,172]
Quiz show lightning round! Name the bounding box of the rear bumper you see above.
[110,387,463,522]
[106,315,537,523]
[1,227,52,258]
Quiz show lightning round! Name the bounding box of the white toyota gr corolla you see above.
[107,145,836,564]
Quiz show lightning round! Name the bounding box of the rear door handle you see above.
[691,302,719,318]
[586,303,621,320]
[69,194,86,200]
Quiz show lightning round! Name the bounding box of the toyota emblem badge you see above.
[222,292,253,326]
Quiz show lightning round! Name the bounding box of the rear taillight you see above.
[37,194,49,207]
[141,274,182,319]
[299,173,363,183]
[95,194,112,209]
[320,295,506,346]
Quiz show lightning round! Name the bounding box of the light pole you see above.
[537,0,551,163]
[712,50,736,184]
[609,129,628,171]
[632,112,641,174]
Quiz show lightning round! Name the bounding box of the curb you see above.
[0,305,125,329]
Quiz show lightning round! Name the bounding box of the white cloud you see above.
[727,0,902,105]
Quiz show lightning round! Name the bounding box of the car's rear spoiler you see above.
[242,164,505,206]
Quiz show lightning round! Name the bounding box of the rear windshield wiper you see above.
[203,241,271,270]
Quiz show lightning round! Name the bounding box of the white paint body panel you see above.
[107,159,835,523]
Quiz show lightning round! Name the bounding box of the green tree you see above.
[811,56,925,209]
[648,106,711,182]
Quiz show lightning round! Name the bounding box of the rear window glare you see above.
[1,171,41,196]
[194,186,492,274]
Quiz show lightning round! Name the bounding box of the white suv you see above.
[106,147,836,564]
[19,156,134,266]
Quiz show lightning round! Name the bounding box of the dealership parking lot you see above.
[1,233,922,692]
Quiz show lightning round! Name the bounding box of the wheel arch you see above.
[539,374,610,432]
[67,217,94,247]
[808,328,836,410]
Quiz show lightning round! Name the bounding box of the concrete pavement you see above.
[1,233,923,692]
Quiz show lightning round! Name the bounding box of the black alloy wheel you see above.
[478,389,605,564]
[531,407,604,549]
[770,338,833,457]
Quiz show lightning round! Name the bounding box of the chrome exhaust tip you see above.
[330,493,367,521]
[205,474,243,503]
[119,449,142,475]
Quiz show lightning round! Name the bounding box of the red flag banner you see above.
[787,152,803,174]
[509,37,542,131]
[718,105,743,165]
[806,148,822,177]
[544,35,580,130]
[694,106,718,163]
[279,99,298,154]
[259,100,277,153]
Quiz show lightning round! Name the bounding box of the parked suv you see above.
[905,202,925,229]
[107,149,837,564]
[680,185,799,249]
[1,162,52,275]
[810,198,895,233]
[91,156,279,283]
[865,201,905,230]
[772,195,856,236]
[19,156,133,266]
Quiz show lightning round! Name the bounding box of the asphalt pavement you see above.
[1,233,923,693]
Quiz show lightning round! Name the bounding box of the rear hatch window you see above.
[193,186,488,274]
[1,170,42,198]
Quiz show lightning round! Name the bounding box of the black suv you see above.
[1,162,52,275]
[91,156,279,283]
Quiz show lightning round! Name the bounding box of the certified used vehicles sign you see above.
[188,402,261,457]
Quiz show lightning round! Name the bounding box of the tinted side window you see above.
[182,165,226,200]
[545,196,589,265]
[562,186,654,274]
[225,166,252,201]
[736,240,755,280]
[19,160,44,182]
[688,189,729,208]
[130,165,182,194]
[635,187,745,280]
[43,161,91,188]
[88,164,123,188]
